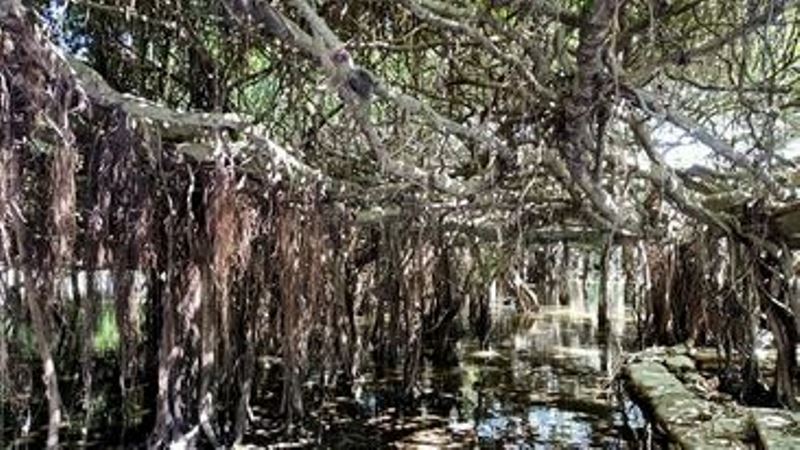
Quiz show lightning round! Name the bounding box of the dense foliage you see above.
[1,0,799,447]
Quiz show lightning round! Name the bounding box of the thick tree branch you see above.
[560,0,638,230]
[225,0,518,190]
[68,57,249,140]
[629,118,732,234]
[625,86,786,198]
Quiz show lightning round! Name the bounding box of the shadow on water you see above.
[5,304,665,448]
[263,306,667,449]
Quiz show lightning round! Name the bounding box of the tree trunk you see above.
[151,232,177,447]
[598,244,611,340]
[581,252,591,312]
[233,283,257,444]
[8,144,62,447]
[0,274,8,402]
[622,243,635,309]
[559,243,571,305]
[139,267,163,438]
[80,268,100,443]
[113,267,135,440]
[764,249,798,408]
[199,270,220,447]
[24,273,62,449]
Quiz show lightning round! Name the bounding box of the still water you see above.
[246,306,662,448]
[361,308,656,448]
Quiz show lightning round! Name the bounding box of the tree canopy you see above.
[44,0,800,238]
[2,0,800,447]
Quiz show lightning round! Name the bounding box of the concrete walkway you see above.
[624,346,800,449]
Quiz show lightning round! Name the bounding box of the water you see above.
[4,272,664,448]
[6,305,659,448]
[334,306,660,448]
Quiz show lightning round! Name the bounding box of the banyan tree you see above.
[1,0,799,447]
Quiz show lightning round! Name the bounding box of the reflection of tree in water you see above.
[3,0,798,447]
[355,306,637,445]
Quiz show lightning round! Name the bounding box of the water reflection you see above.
[352,306,654,448]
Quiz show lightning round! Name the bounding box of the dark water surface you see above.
[365,308,659,448]
[245,306,664,449]
[5,306,662,449]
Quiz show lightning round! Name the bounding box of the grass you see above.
[8,302,121,357]
[93,304,120,354]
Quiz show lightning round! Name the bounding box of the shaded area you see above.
[1,1,799,448]
[242,306,661,448]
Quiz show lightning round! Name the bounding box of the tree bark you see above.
[598,243,611,340]
[199,269,221,447]
[79,268,100,443]
[22,272,62,449]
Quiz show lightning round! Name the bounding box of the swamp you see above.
[1,0,800,448]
